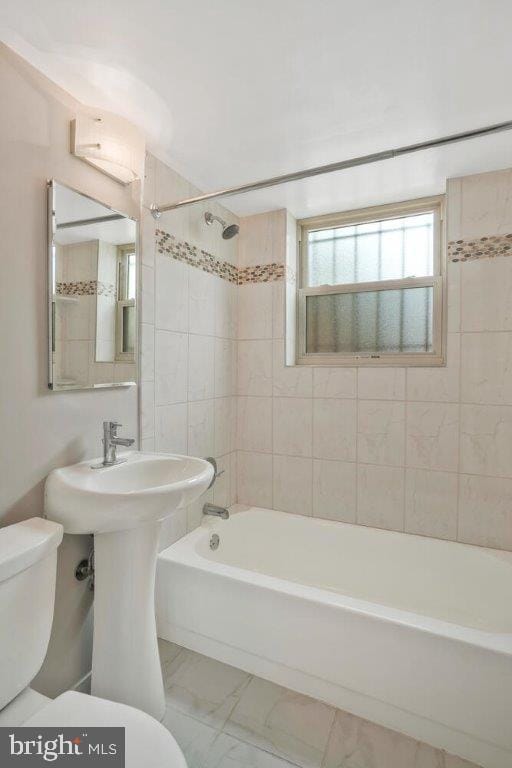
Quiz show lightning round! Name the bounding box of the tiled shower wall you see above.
[140,159,512,552]
[140,153,238,544]
[236,168,512,552]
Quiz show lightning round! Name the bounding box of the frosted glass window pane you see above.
[306,287,433,355]
[307,212,433,287]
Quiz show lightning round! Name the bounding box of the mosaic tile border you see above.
[238,263,285,284]
[156,229,287,285]
[448,233,512,262]
[157,230,238,284]
[56,280,116,297]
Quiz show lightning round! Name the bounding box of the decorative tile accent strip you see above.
[56,280,116,297]
[448,233,512,262]
[156,228,287,285]
[157,229,238,284]
[238,263,285,284]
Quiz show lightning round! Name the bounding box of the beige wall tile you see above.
[237,451,273,508]
[273,455,313,516]
[461,332,512,405]
[458,168,512,239]
[155,254,189,332]
[406,402,459,472]
[273,340,313,397]
[460,404,512,477]
[358,401,405,467]
[313,399,357,461]
[215,338,236,398]
[407,333,460,403]
[358,368,405,401]
[461,257,512,332]
[237,397,273,453]
[188,268,216,336]
[238,283,273,339]
[313,460,356,523]
[155,330,188,405]
[188,334,215,402]
[313,368,357,399]
[214,397,235,457]
[188,399,215,457]
[459,474,512,550]
[273,398,313,457]
[239,210,286,269]
[238,340,273,396]
[357,464,405,531]
[405,469,458,540]
[155,403,187,454]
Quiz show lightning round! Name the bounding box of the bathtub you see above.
[156,507,512,768]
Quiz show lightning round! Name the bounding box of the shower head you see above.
[222,223,240,240]
[204,212,239,240]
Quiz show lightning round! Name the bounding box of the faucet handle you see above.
[103,420,122,430]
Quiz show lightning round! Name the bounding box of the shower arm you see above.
[150,119,512,218]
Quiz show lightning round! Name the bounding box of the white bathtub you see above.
[156,507,512,768]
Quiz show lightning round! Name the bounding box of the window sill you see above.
[296,353,446,367]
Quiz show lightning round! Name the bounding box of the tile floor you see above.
[158,640,479,768]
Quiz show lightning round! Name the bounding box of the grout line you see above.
[403,371,408,533]
[355,369,360,524]
[320,708,338,768]
[456,243,464,544]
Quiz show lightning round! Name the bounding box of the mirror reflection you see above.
[49,181,137,390]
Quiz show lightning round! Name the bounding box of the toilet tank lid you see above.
[0,518,63,583]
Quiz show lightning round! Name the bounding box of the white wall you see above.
[0,43,140,695]
[236,170,512,552]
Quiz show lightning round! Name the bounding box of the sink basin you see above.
[45,451,213,534]
[44,451,213,720]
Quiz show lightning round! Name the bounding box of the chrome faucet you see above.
[203,502,229,520]
[94,421,135,468]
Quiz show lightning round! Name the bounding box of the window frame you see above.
[115,244,136,363]
[296,195,446,367]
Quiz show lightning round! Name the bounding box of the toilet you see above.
[0,517,186,768]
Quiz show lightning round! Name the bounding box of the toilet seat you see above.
[24,691,186,768]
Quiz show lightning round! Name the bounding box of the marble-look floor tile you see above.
[205,733,299,768]
[158,638,183,669]
[322,710,479,768]
[162,706,219,768]
[224,677,335,768]
[163,648,252,728]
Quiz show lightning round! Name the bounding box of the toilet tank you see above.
[0,518,63,709]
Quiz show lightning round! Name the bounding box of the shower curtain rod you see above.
[150,120,512,217]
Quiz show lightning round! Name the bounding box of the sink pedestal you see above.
[91,520,165,720]
[45,451,213,719]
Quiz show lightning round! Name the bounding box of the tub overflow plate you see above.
[210,533,220,550]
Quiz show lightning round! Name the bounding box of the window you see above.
[115,245,136,361]
[297,196,445,366]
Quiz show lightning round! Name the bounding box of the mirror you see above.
[48,181,137,391]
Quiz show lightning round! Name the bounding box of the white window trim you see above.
[115,244,136,363]
[296,195,446,367]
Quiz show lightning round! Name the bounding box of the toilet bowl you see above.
[0,517,186,767]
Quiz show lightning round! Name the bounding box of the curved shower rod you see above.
[150,120,512,218]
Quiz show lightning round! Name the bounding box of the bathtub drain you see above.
[210,533,220,550]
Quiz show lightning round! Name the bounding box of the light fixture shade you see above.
[70,113,145,185]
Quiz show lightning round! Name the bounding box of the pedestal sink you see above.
[44,452,213,720]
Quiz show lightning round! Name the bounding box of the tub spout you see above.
[203,503,229,520]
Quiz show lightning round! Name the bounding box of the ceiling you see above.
[2,0,512,218]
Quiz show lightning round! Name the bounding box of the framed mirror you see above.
[47,180,138,391]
